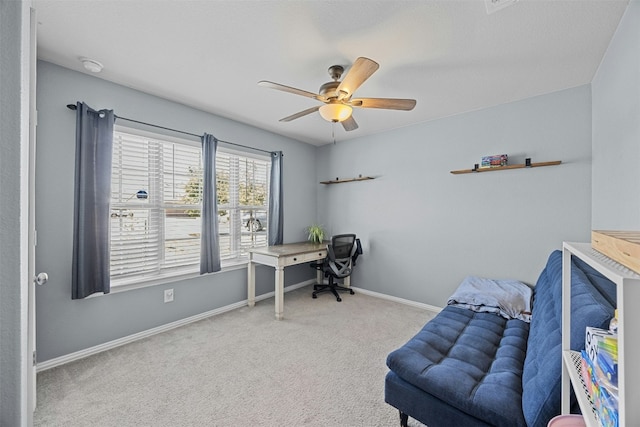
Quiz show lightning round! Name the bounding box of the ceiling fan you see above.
[258,57,416,132]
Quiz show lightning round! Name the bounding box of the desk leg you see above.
[343,260,352,288]
[247,261,256,307]
[275,266,284,320]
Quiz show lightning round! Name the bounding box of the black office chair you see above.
[311,234,362,302]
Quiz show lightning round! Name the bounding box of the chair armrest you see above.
[352,238,363,266]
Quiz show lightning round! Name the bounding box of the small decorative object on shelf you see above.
[306,224,325,244]
[481,154,508,168]
[609,309,618,334]
[525,158,532,167]
[450,160,561,175]
[320,175,375,184]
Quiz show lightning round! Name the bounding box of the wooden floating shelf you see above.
[450,160,561,175]
[320,176,375,185]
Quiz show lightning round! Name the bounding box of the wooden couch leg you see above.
[399,411,409,427]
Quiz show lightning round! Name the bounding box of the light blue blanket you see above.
[447,276,532,323]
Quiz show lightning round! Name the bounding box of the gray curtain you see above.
[200,133,221,273]
[72,102,115,299]
[268,151,284,246]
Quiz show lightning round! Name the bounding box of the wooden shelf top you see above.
[320,176,375,185]
[450,160,561,175]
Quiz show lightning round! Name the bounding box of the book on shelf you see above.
[582,326,619,427]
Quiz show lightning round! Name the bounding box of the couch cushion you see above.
[572,255,616,307]
[386,306,529,427]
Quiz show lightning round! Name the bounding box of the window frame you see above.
[109,126,270,293]
[215,148,271,263]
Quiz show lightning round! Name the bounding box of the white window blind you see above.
[216,151,270,261]
[109,128,270,286]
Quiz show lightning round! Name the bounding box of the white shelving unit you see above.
[562,242,640,427]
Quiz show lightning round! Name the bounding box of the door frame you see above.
[27,5,38,418]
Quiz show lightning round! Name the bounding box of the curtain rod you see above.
[66,104,276,155]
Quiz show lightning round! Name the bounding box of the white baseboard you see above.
[350,286,442,314]
[36,279,315,372]
[36,280,439,372]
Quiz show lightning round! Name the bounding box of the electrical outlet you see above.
[164,288,174,303]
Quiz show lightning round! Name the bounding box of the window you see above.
[109,128,269,285]
[216,150,270,260]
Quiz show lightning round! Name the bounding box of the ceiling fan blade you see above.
[279,105,321,122]
[336,57,379,100]
[350,97,416,111]
[341,116,359,132]
[258,81,326,101]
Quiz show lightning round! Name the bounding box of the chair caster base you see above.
[311,279,354,302]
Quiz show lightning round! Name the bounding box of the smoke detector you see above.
[80,57,103,73]
[485,0,518,14]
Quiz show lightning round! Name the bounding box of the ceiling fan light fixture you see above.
[319,103,352,123]
[259,57,414,132]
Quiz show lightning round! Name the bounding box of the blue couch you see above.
[385,250,616,427]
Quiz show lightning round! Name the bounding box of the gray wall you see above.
[34,0,638,364]
[0,1,31,425]
[35,61,318,362]
[592,0,640,229]
[317,86,593,306]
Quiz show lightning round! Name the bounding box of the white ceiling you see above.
[33,0,628,146]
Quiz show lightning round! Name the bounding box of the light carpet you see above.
[34,286,434,427]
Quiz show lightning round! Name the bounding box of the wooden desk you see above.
[248,242,335,320]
